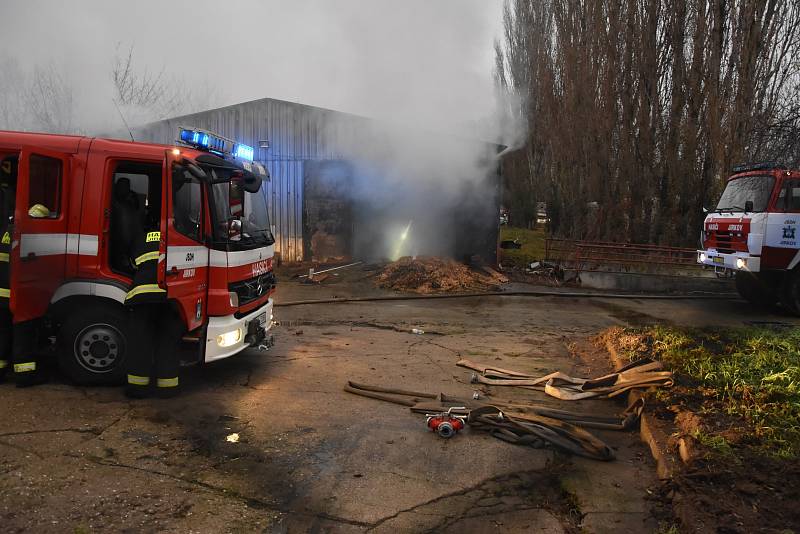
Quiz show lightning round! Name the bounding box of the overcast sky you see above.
[0,0,504,134]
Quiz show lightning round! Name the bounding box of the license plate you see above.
[254,313,267,328]
[712,257,724,265]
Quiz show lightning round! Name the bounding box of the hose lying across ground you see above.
[275,290,739,307]
[344,381,623,461]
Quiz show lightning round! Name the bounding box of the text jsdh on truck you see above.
[697,162,800,314]
[0,126,276,384]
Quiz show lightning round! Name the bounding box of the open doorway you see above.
[0,154,19,231]
[108,161,162,275]
[303,161,354,262]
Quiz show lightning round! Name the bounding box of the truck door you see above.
[11,148,70,322]
[164,154,209,331]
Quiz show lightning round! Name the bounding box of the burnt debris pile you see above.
[376,256,501,294]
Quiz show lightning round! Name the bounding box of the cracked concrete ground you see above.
[1,272,797,533]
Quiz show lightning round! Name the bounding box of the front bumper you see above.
[204,298,274,363]
[697,250,761,273]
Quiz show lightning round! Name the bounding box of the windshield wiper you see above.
[238,230,274,247]
[715,205,746,213]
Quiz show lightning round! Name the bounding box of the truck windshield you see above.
[207,167,274,248]
[716,175,775,213]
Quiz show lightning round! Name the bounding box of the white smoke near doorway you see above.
[315,117,503,263]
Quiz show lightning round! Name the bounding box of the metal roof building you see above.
[132,97,500,265]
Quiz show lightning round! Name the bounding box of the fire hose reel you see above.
[425,407,467,438]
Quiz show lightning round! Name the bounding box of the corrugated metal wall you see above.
[262,160,304,263]
[131,98,366,263]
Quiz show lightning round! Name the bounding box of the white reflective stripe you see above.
[51,281,127,304]
[20,234,66,256]
[789,250,800,270]
[157,245,275,269]
[72,234,99,256]
[166,246,209,270]
[209,245,275,268]
[20,234,98,257]
[209,249,226,267]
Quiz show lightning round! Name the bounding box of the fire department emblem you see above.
[783,226,796,240]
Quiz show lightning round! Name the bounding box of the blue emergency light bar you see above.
[179,127,229,154]
[177,127,255,161]
[233,143,255,162]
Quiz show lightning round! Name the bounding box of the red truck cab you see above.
[0,128,276,384]
[697,162,800,313]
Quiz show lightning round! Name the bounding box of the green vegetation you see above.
[654,524,680,534]
[499,226,547,268]
[692,430,736,459]
[625,326,800,457]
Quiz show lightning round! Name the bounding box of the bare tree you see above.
[0,56,26,131]
[25,63,76,134]
[497,0,800,246]
[112,44,222,123]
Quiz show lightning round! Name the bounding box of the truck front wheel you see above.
[780,269,800,316]
[57,301,132,385]
[735,272,777,308]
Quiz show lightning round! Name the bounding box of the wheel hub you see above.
[74,324,123,373]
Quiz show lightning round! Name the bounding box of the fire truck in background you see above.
[0,127,276,384]
[697,162,800,314]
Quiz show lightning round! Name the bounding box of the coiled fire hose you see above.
[343,381,634,461]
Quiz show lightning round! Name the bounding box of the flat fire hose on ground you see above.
[457,357,673,400]
[343,381,631,461]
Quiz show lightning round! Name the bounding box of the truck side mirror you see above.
[183,161,207,181]
[744,200,754,213]
[229,218,242,242]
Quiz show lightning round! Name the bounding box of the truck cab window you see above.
[784,180,800,212]
[28,154,62,218]
[0,156,17,224]
[172,166,202,242]
[109,161,161,275]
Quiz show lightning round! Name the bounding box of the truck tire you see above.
[779,270,800,316]
[57,301,132,385]
[735,272,777,308]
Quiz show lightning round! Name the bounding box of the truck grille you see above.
[707,230,747,254]
[229,272,276,306]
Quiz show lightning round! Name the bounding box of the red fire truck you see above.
[697,162,800,314]
[0,127,276,384]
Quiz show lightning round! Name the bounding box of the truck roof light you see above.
[233,143,254,162]
[177,127,241,158]
[732,161,786,174]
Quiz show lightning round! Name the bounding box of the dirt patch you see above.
[376,257,500,294]
[657,452,800,533]
[606,326,800,533]
[591,301,663,326]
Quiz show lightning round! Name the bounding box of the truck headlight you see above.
[229,291,239,308]
[699,253,707,263]
[736,258,746,269]
[217,329,242,347]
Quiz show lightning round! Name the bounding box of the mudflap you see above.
[179,325,207,367]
